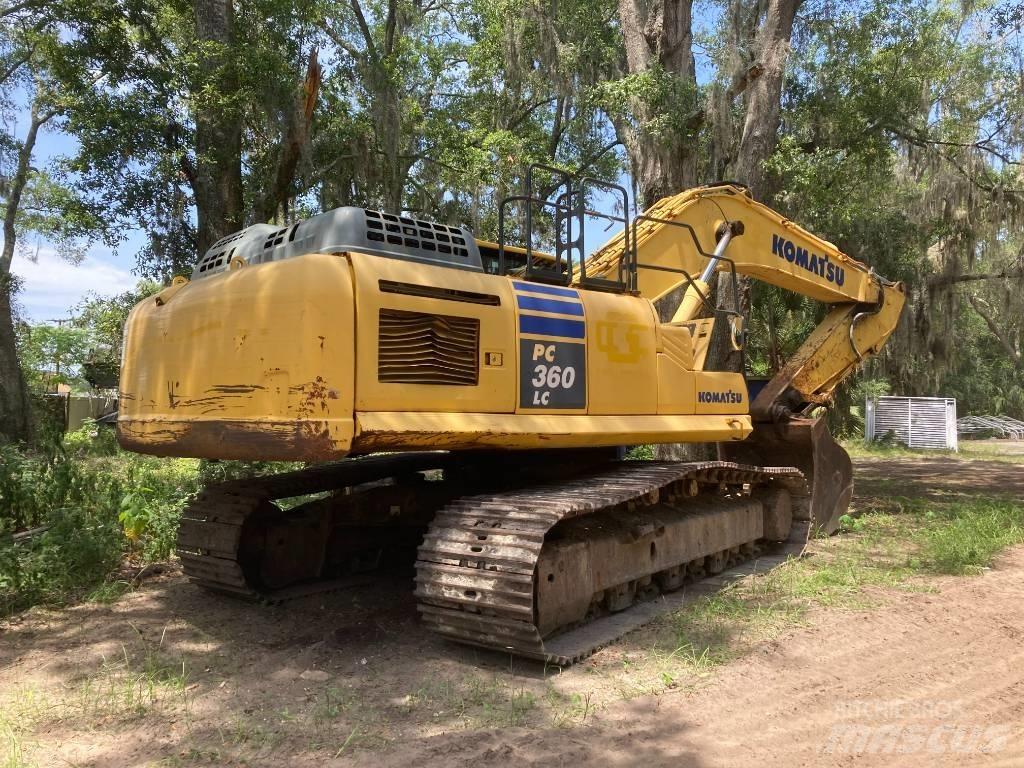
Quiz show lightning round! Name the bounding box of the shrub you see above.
[0,441,202,615]
[920,501,1024,575]
[64,420,120,458]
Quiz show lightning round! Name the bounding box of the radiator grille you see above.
[378,309,479,385]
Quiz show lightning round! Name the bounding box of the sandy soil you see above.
[2,456,1023,767]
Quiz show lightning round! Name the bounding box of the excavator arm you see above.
[584,183,906,412]
[582,183,907,533]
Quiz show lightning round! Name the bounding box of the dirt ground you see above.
[3,455,1024,767]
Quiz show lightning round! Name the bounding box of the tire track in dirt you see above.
[328,457,1024,768]
[332,547,1024,767]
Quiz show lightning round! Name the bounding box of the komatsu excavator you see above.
[117,169,905,664]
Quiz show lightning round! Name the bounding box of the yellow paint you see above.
[119,184,905,461]
[118,253,355,459]
[349,251,516,413]
[656,355,696,415]
[353,411,751,452]
[584,185,882,305]
[579,290,658,416]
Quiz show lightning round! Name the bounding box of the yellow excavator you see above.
[117,169,904,664]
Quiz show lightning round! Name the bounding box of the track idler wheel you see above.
[719,416,852,535]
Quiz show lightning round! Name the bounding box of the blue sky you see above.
[9,125,142,322]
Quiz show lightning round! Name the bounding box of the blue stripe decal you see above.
[515,295,584,316]
[512,281,579,299]
[519,314,586,339]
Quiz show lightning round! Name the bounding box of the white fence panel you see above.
[866,396,957,451]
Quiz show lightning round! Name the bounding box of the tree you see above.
[778,1,1021,396]
[610,0,699,208]
[0,97,53,442]
[16,322,92,392]
[190,0,245,253]
[1,0,103,443]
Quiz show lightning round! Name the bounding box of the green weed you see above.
[919,500,1024,574]
[409,675,537,728]
[0,441,201,615]
[545,688,594,727]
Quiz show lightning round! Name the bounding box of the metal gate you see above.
[865,396,958,451]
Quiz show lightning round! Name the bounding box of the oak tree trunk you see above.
[616,0,700,209]
[707,0,801,377]
[193,0,244,254]
[733,0,801,199]
[0,277,31,444]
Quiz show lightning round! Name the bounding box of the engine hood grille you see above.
[378,309,479,385]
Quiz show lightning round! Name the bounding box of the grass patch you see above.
[0,694,37,768]
[918,499,1024,574]
[0,626,191,752]
[407,675,537,728]
[544,688,594,728]
[620,494,1024,696]
[844,439,1024,465]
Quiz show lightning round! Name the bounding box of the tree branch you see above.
[927,269,1024,288]
[348,0,378,61]
[323,25,363,61]
[256,49,322,223]
[1,98,56,276]
[0,43,34,86]
[384,0,397,55]
[967,294,1022,368]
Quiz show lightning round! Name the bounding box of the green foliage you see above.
[196,459,304,485]
[0,501,124,615]
[596,65,700,141]
[73,282,162,383]
[0,440,201,615]
[919,500,1024,575]
[624,444,655,461]
[838,513,865,533]
[118,487,153,542]
[15,323,92,392]
[13,282,160,397]
[63,420,119,458]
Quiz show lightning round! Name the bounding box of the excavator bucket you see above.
[719,416,853,535]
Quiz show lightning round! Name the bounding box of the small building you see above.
[865,396,958,451]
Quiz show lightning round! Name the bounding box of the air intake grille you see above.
[364,210,470,258]
[378,309,479,385]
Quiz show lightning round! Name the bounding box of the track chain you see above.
[176,452,451,600]
[415,461,808,665]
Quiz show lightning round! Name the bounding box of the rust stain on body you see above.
[118,419,344,461]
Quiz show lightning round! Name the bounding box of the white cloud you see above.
[11,248,139,322]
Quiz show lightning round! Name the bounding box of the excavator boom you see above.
[585,184,906,414]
